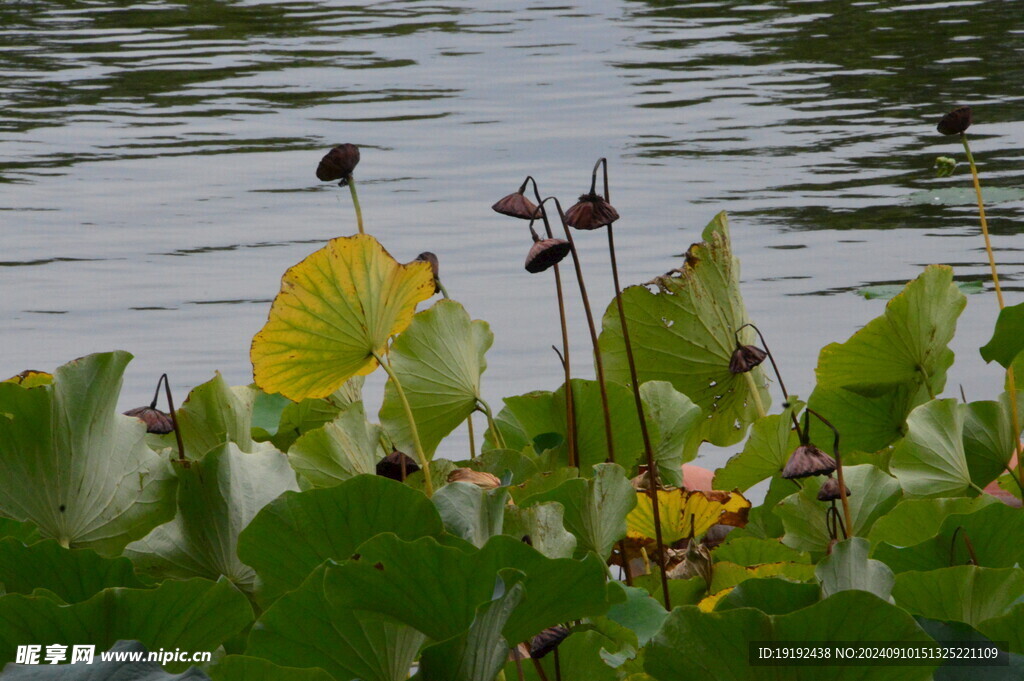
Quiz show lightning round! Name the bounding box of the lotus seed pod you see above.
[123,406,174,434]
[530,626,570,659]
[729,344,767,373]
[376,450,420,481]
[937,106,972,135]
[817,476,852,501]
[316,143,361,181]
[525,237,571,273]
[564,192,619,230]
[492,191,539,220]
[782,444,836,479]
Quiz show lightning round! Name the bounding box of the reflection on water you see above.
[1,0,1022,461]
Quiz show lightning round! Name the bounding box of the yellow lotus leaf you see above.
[251,234,435,401]
[3,370,53,388]
[627,489,751,543]
[697,587,734,612]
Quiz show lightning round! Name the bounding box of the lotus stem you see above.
[525,177,577,466]
[601,183,669,606]
[530,656,551,681]
[155,373,186,462]
[540,195,616,464]
[961,134,1024,491]
[805,408,852,534]
[736,323,800,436]
[374,351,433,496]
[467,412,476,460]
[743,371,767,419]
[435,280,450,299]
[477,398,506,450]
[950,526,979,566]
[347,175,365,235]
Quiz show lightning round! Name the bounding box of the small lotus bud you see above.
[817,477,852,502]
[529,626,570,659]
[492,191,539,220]
[376,451,420,481]
[415,252,440,281]
[937,107,972,136]
[782,444,836,479]
[447,467,501,489]
[123,406,174,434]
[525,238,571,273]
[564,192,619,231]
[316,143,361,181]
[934,156,957,178]
[729,344,767,373]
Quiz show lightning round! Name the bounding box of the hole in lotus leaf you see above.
[661,317,674,328]
[709,380,718,387]
[373,562,384,571]
[59,504,65,512]
[533,431,564,452]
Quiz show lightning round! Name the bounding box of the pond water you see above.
[2,0,1023,463]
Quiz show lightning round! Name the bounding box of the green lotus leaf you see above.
[468,449,539,485]
[858,280,983,300]
[639,380,703,487]
[0,538,143,603]
[512,629,623,681]
[2,640,212,680]
[777,464,902,553]
[814,265,965,395]
[729,476,790,541]
[328,533,613,644]
[493,380,642,473]
[0,351,176,555]
[980,301,1024,368]
[712,536,810,566]
[287,403,385,487]
[246,564,425,681]
[806,381,928,455]
[418,578,524,681]
[891,399,977,497]
[867,496,995,547]
[237,475,444,606]
[256,377,364,452]
[380,300,492,461]
[978,603,1024,656]
[873,502,1024,574]
[815,537,894,601]
[962,395,1020,489]
[210,655,333,681]
[509,468,579,505]
[604,583,668,647]
[0,577,253,671]
[0,518,39,544]
[893,566,1024,628]
[503,501,577,559]
[520,463,636,560]
[714,401,801,492]
[598,211,770,447]
[251,234,435,402]
[708,561,817,594]
[644,591,936,681]
[124,442,299,593]
[715,578,820,615]
[433,482,509,548]
[918,617,1024,676]
[251,389,292,443]
[173,373,256,458]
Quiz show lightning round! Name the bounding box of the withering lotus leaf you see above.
[627,489,750,544]
[598,211,770,446]
[251,234,435,402]
[0,352,176,555]
[2,370,53,387]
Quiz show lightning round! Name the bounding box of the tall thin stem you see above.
[524,177,578,466]
[805,408,852,534]
[961,134,1023,490]
[155,374,186,462]
[467,412,476,459]
[347,176,365,235]
[540,195,616,464]
[477,399,506,450]
[607,223,669,607]
[374,351,433,496]
[736,323,799,433]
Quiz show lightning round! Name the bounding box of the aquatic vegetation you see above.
[1,132,1022,680]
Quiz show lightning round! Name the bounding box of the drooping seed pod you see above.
[817,476,852,502]
[529,626,571,659]
[415,252,440,281]
[525,237,571,273]
[316,143,361,181]
[937,107,972,136]
[564,192,619,230]
[782,444,837,479]
[376,451,420,481]
[447,467,501,489]
[729,344,767,373]
[492,190,539,220]
[123,406,174,434]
